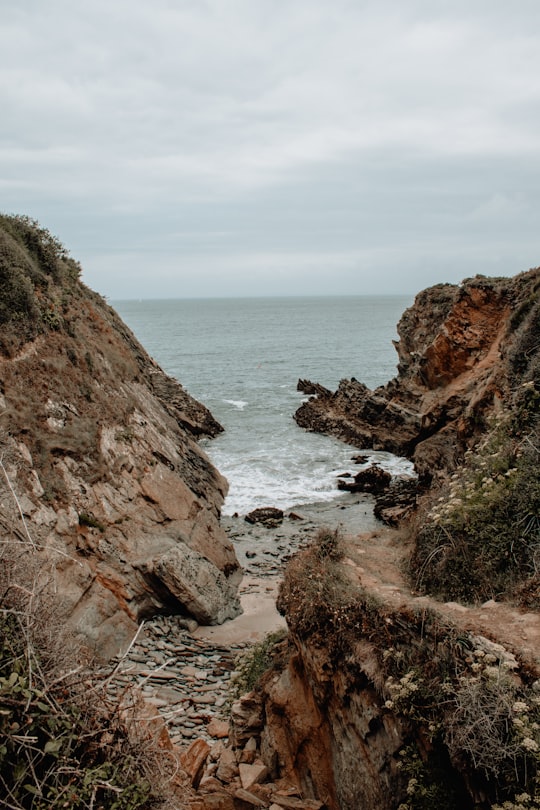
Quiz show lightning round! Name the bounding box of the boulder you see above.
[245,507,284,528]
[374,476,418,526]
[151,544,242,625]
[337,465,391,494]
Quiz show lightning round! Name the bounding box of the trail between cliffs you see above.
[198,518,539,677]
[345,528,540,676]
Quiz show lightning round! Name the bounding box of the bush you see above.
[0,214,81,350]
[277,527,361,643]
[228,628,288,702]
[410,412,540,604]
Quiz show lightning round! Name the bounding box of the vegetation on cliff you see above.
[410,281,540,605]
[276,529,540,808]
[0,529,172,809]
[273,272,540,809]
[0,214,82,350]
[0,214,240,657]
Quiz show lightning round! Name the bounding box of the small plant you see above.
[228,628,288,702]
[411,410,540,604]
[78,512,105,532]
[116,427,135,443]
[396,743,470,810]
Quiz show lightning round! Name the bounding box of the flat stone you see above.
[239,761,269,790]
[269,796,323,810]
[180,738,210,788]
[207,718,230,739]
[192,694,216,705]
[234,787,267,807]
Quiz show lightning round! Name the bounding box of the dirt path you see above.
[197,497,538,675]
[345,528,540,675]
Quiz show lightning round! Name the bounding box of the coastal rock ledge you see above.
[0,215,241,659]
[295,269,540,482]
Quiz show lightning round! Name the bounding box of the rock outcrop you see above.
[295,269,540,482]
[250,531,540,810]
[0,215,241,658]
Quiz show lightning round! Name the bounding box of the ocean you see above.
[114,296,414,516]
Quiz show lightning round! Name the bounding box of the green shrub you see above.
[78,512,105,532]
[0,599,156,809]
[397,743,471,810]
[277,526,362,643]
[0,497,164,809]
[411,412,540,604]
[228,628,288,702]
[0,214,81,349]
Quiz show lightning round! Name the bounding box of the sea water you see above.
[114,296,414,515]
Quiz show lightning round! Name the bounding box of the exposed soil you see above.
[346,526,540,675]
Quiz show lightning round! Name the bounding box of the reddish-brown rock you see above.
[0,217,241,658]
[295,269,540,483]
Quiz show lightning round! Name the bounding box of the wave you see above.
[223,399,248,410]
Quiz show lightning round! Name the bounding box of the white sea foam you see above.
[223,399,248,410]
[114,295,414,518]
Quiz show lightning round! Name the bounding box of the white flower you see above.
[406,778,418,796]
[512,701,529,714]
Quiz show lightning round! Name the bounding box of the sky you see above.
[1,0,540,299]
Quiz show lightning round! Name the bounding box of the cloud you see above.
[1,0,539,297]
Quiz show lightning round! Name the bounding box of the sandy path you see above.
[194,576,286,644]
[195,494,379,645]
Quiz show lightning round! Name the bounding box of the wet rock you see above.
[337,465,391,494]
[374,475,418,526]
[245,507,284,528]
[296,379,332,397]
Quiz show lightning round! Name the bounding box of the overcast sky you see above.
[2,1,540,299]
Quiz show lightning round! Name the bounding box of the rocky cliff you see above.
[235,271,540,810]
[0,215,241,659]
[295,269,540,483]
[239,525,540,810]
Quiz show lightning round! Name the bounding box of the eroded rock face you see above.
[0,217,241,658]
[295,269,540,482]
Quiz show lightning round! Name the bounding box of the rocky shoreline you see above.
[104,494,381,747]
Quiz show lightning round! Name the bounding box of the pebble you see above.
[103,615,249,744]
[102,509,338,746]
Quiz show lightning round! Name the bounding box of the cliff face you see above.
[249,530,540,810]
[295,270,540,482]
[0,215,241,658]
[251,272,540,810]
